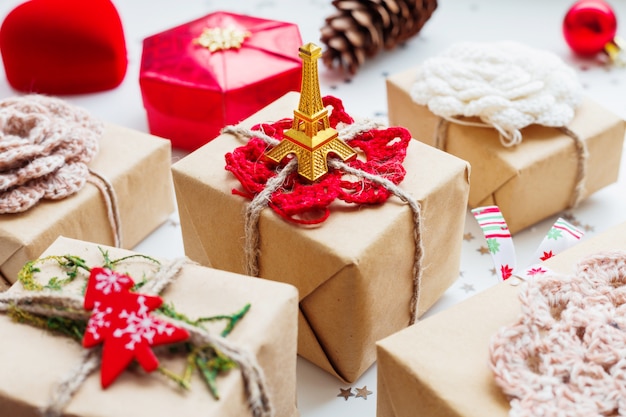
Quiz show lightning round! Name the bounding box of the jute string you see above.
[86,169,123,248]
[0,94,122,247]
[222,120,425,324]
[435,118,589,208]
[490,251,626,417]
[0,258,272,417]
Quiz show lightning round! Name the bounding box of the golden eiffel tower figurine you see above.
[265,43,356,181]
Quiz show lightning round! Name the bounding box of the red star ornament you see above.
[82,268,189,388]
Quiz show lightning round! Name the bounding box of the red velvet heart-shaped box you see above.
[0,0,128,95]
[139,11,302,151]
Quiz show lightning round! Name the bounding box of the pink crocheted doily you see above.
[490,251,626,417]
[0,95,103,214]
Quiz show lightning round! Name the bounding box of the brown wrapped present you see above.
[0,236,298,417]
[171,91,470,383]
[1,102,175,284]
[387,66,625,234]
[376,221,626,417]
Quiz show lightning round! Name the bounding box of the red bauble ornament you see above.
[563,0,617,56]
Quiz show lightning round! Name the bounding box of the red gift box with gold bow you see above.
[139,11,303,152]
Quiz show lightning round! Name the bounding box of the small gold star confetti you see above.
[490,267,497,276]
[477,246,490,255]
[337,387,354,401]
[463,232,474,241]
[460,283,475,293]
[355,386,373,400]
[584,224,595,232]
[193,26,251,52]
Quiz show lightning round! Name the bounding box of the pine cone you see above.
[320,0,437,75]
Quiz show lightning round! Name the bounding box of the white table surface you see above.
[1,1,626,416]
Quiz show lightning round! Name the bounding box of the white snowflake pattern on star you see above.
[86,301,113,341]
[93,269,133,295]
[112,295,177,350]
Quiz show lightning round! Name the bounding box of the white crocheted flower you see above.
[411,41,582,146]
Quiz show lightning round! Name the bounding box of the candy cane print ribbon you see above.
[471,206,584,282]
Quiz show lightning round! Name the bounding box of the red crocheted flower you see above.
[225,96,411,224]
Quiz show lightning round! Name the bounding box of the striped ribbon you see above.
[471,206,583,282]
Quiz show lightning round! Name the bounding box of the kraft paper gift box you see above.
[0,236,299,417]
[140,11,302,151]
[1,123,175,285]
[171,92,471,383]
[376,221,626,417]
[387,67,626,234]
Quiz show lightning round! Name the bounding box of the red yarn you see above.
[225,96,411,224]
